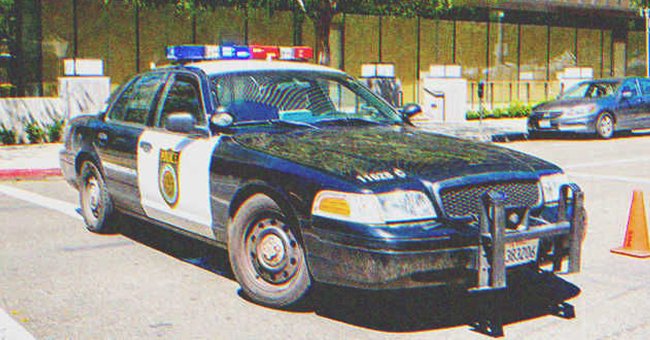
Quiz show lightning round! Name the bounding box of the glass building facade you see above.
[28,1,646,110]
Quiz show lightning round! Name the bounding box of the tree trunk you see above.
[309,0,335,66]
[314,14,332,66]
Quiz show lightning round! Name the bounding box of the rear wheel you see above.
[78,161,117,233]
[228,194,311,308]
[595,112,615,139]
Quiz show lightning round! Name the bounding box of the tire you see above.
[527,130,544,140]
[228,194,311,308]
[78,161,116,233]
[595,112,615,139]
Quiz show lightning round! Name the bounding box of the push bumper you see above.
[304,185,585,291]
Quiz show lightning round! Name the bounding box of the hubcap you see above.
[246,218,300,285]
[599,116,613,136]
[86,176,101,218]
[257,233,285,268]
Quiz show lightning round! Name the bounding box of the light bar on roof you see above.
[165,45,313,62]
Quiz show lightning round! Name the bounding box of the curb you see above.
[0,168,62,181]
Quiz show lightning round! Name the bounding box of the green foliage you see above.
[46,119,65,143]
[0,123,17,145]
[0,83,15,97]
[465,103,533,120]
[25,121,46,144]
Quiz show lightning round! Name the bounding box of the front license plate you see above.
[505,239,539,267]
[538,119,551,128]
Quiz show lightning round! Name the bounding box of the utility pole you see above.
[642,7,650,77]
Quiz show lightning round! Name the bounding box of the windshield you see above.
[560,81,620,99]
[210,71,402,126]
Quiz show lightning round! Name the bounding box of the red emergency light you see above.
[250,45,280,60]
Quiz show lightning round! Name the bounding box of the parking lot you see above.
[2,133,650,339]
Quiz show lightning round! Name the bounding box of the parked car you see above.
[60,45,585,326]
[528,77,650,139]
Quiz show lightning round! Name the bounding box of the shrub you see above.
[492,107,506,119]
[0,83,16,97]
[0,124,17,145]
[25,121,46,144]
[466,110,480,120]
[507,102,532,117]
[47,119,65,143]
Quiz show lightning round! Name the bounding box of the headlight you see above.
[540,173,571,203]
[312,190,436,224]
[563,104,597,117]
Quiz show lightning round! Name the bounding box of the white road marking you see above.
[568,172,650,185]
[0,309,35,340]
[563,156,650,170]
[0,185,82,221]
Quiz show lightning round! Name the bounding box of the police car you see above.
[60,44,585,310]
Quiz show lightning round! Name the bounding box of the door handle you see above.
[139,141,152,153]
[97,132,108,146]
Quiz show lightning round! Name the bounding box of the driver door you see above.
[137,71,220,239]
[616,79,642,129]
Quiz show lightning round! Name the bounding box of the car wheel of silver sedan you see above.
[228,194,311,308]
[596,112,614,139]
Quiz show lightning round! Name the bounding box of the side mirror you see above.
[165,113,196,134]
[621,90,633,100]
[400,103,422,118]
[210,112,234,130]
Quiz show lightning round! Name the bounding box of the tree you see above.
[0,0,15,87]
[633,1,650,8]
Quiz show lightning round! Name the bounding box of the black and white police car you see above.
[60,44,585,317]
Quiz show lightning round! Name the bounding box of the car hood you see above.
[233,126,560,185]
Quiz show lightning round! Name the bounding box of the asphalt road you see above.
[3,133,650,339]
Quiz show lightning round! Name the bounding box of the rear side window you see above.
[108,72,167,125]
[620,80,639,97]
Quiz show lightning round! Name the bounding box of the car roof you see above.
[185,59,347,77]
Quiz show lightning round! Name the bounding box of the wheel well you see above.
[75,152,98,176]
[228,183,303,239]
[601,111,616,124]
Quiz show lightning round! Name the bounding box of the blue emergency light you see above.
[165,44,313,62]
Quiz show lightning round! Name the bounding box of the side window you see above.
[639,79,650,96]
[620,81,639,97]
[108,73,166,125]
[157,74,205,129]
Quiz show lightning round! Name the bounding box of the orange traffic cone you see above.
[611,191,650,258]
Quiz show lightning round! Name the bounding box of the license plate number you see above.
[505,239,539,267]
[538,119,551,128]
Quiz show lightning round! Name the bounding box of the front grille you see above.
[532,110,563,119]
[439,181,541,219]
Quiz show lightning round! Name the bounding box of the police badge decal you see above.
[159,149,180,207]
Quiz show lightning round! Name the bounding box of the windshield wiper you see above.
[315,116,387,126]
[268,118,319,129]
[233,119,318,129]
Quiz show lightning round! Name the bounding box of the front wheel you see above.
[228,194,311,308]
[595,112,615,139]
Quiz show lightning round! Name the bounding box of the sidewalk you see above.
[0,143,63,180]
[415,118,529,142]
[0,118,528,181]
